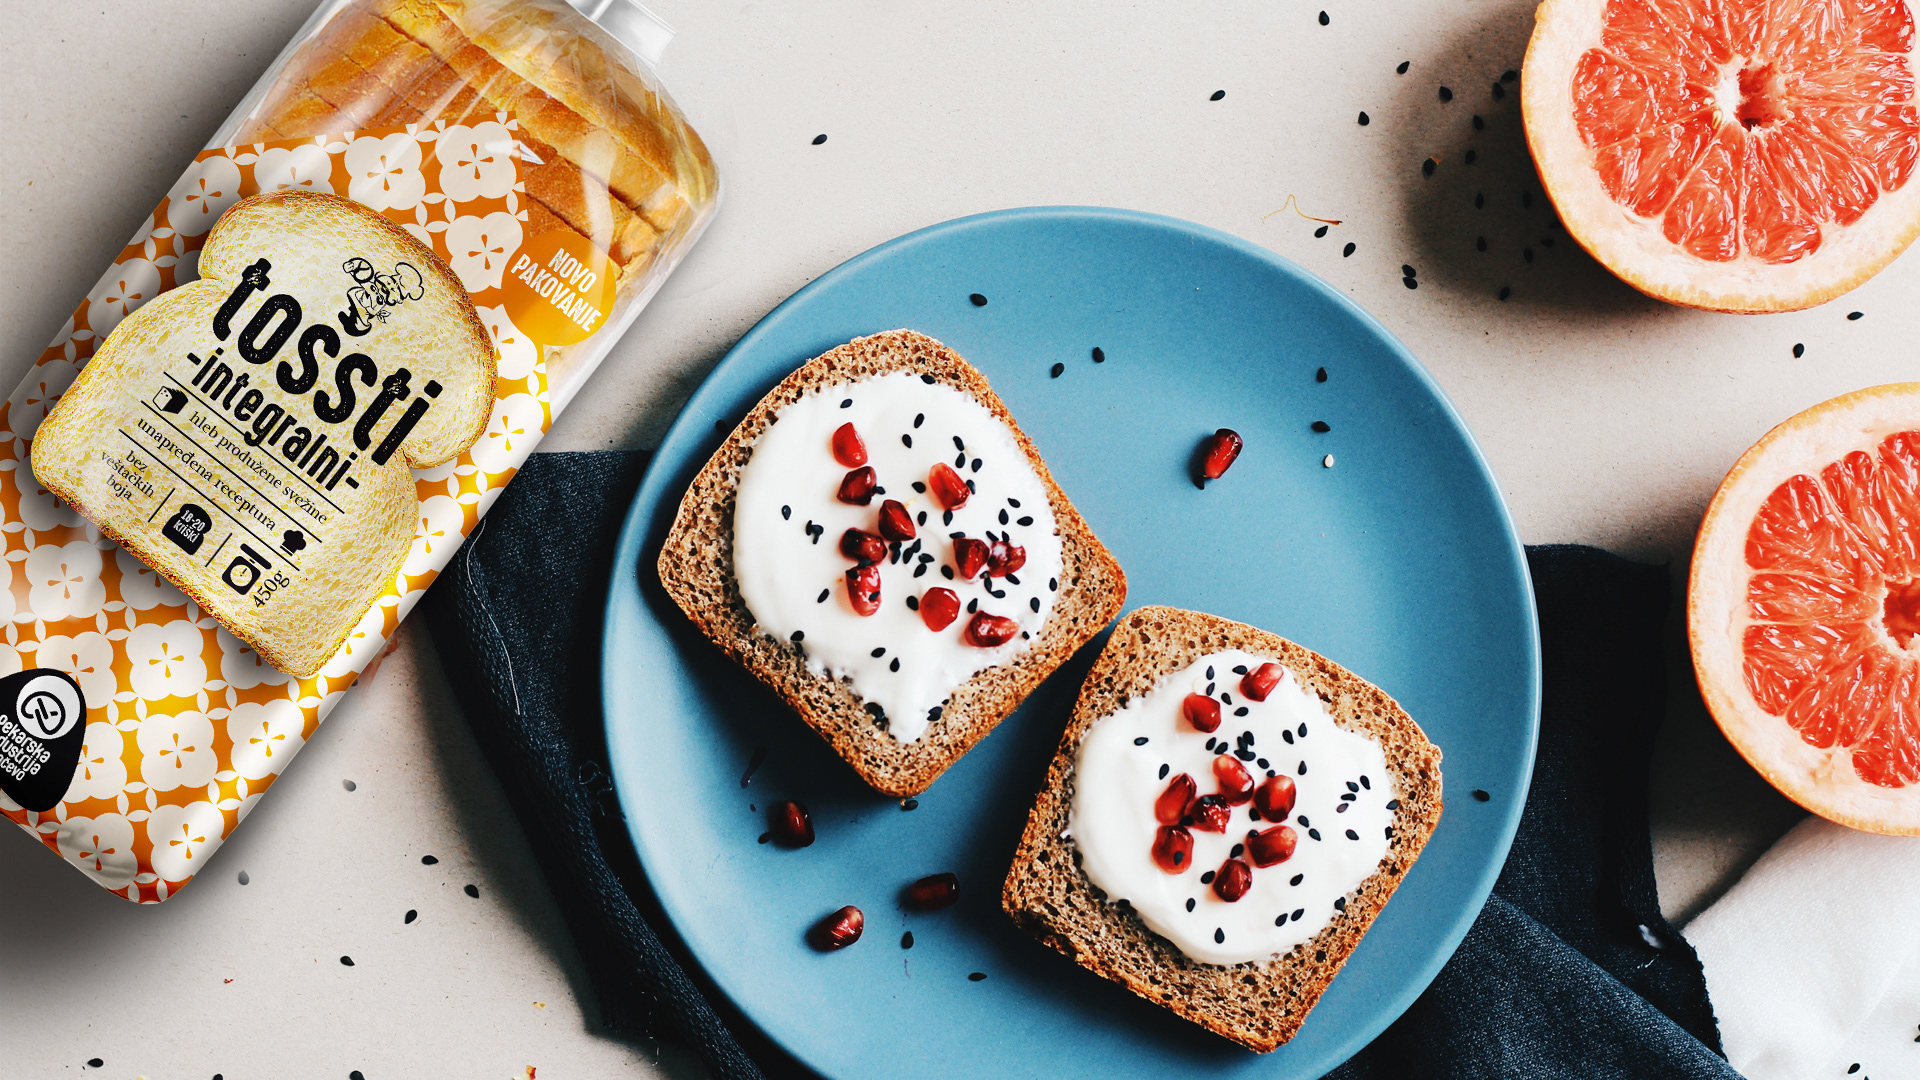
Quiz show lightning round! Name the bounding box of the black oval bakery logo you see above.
[0,669,87,812]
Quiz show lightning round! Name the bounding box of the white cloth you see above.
[1685,816,1920,1079]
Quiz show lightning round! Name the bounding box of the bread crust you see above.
[656,330,1127,796]
[1001,606,1443,1052]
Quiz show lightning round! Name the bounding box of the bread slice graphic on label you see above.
[32,190,496,677]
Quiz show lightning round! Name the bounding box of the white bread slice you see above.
[31,191,495,677]
[1002,606,1443,1052]
[657,330,1127,796]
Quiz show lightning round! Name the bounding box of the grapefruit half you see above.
[1523,0,1920,311]
[1692,385,1920,833]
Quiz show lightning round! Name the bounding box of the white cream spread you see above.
[1069,650,1395,966]
[732,372,1063,742]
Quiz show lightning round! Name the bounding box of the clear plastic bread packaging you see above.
[0,0,717,901]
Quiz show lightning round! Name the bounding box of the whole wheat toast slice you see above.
[656,330,1127,796]
[1002,606,1443,1052]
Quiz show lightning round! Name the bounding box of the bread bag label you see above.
[0,122,564,901]
[0,670,86,813]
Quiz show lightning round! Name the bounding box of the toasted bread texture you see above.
[31,191,495,677]
[657,330,1127,796]
[1002,606,1443,1052]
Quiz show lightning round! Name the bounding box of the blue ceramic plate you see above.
[603,207,1540,1079]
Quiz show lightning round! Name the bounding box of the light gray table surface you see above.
[0,0,1845,1075]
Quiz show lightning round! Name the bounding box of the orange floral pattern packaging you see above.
[0,0,718,901]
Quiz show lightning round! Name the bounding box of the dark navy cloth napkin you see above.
[424,451,1737,1080]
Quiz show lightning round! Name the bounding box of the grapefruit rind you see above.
[1523,0,1920,313]
[1690,383,1920,834]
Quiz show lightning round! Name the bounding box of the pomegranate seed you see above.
[1213,756,1254,805]
[1212,857,1253,902]
[986,540,1026,577]
[839,528,887,564]
[831,422,868,467]
[1199,428,1243,481]
[1254,774,1297,819]
[1155,773,1198,824]
[1181,693,1222,733]
[1189,794,1231,833]
[846,564,882,616]
[838,466,877,505]
[812,905,865,950]
[963,611,1018,647]
[1240,662,1283,702]
[1151,825,1194,873]
[920,587,960,631]
[877,499,916,541]
[768,800,814,847]
[953,537,989,579]
[928,462,970,509]
[906,872,960,910]
[1247,825,1298,867]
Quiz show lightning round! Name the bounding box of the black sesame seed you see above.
[1008,496,1021,507]
[967,598,979,613]
[1030,597,1041,612]
[1335,896,1347,910]
[781,505,791,519]
[1341,792,1356,802]
[1159,763,1170,779]
[812,133,828,144]
[1311,420,1330,433]
[1473,114,1485,130]
[1134,736,1149,746]
[913,481,927,494]
[1257,758,1269,769]
[1397,60,1410,73]
[1290,874,1303,885]
[1404,276,1419,289]
[1421,158,1436,177]
[341,955,355,966]
[929,706,942,719]
[1342,242,1356,258]
[1465,149,1478,165]
[1346,829,1360,840]
[1275,913,1288,926]
[872,647,886,658]
[1542,236,1556,247]
[971,458,983,472]
[1502,69,1519,82]
[1793,343,1806,358]
[1314,224,1329,238]
[1475,192,1486,208]
[1200,870,1216,884]
[969,293,988,306]
[1476,236,1488,252]
[1236,749,1256,761]
[1357,111,1370,126]
[1299,762,1308,775]
[405,909,417,924]
[1206,666,1215,679]
[1298,723,1307,736]
[903,798,919,810]
[914,413,925,427]
[1210,89,1226,101]
[1233,665,1248,674]
[1298,815,1310,826]
[1006,573,1020,585]
[1336,803,1348,813]
[901,931,915,949]
[465,884,480,898]
[87,1062,104,1070]
[943,511,954,526]
[999,509,1009,525]
[902,434,912,448]
[941,564,954,578]
[841,398,852,408]
[1849,311,1864,320]
[790,630,804,642]
[1360,775,1370,789]
[1492,82,1506,99]
[1205,737,1218,752]
[1346,781,1359,792]
[1498,286,1512,301]
[1522,191,1534,208]
[1318,9,1328,22]
[922,374,936,384]
[1282,730,1294,744]
[1187,898,1197,911]
[239,870,251,884]
[421,855,438,865]
[1215,927,1226,943]
[1017,516,1033,526]
[968,972,987,981]
[1473,789,1491,801]
[1049,577,1058,590]
[1294,908,1306,921]
[1439,86,1453,101]
[1230,843,1245,858]
[1050,362,1065,378]
[1386,798,1401,810]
